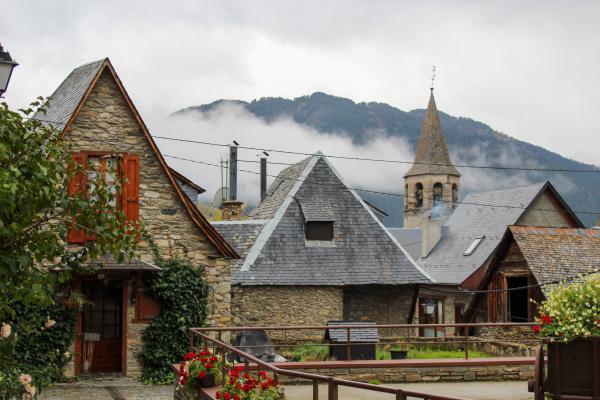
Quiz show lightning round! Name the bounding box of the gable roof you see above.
[404,90,460,178]
[416,182,551,284]
[509,226,600,296]
[214,153,431,286]
[35,58,238,258]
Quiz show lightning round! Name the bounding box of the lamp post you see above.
[0,44,19,98]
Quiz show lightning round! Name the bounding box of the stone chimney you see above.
[421,210,444,258]
[222,200,244,221]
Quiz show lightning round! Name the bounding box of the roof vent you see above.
[464,235,485,256]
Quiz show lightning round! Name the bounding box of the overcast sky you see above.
[2,0,599,168]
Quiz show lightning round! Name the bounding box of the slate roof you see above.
[404,91,460,178]
[33,60,105,127]
[250,157,312,219]
[509,226,600,295]
[416,182,548,284]
[211,220,268,259]
[325,321,379,343]
[388,228,422,261]
[214,153,430,286]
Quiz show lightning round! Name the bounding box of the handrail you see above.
[189,329,474,400]
[191,322,536,332]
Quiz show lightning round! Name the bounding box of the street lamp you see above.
[0,44,19,98]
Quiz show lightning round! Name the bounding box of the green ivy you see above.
[0,295,77,398]
[139,257,208,384]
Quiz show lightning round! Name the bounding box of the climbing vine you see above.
[139,257,208,384]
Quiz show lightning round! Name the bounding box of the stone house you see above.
[34,58,238,377]
[212,153,431,333]
[465,226,600,323]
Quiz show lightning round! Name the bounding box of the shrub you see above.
[139,257,208,383]
[535,274,600,341]
[0,296,77,397]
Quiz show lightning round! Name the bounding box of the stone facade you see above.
[404,174,461,229]
[231,286,343,340]
[414,286,473,336]
[342,286,415,326]
[64,69,232,377]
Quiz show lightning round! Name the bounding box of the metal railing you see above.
[187,322,539,400]
[189,329,473,400]
[191,322,538,361]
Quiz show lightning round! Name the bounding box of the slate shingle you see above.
[215,155,430,286]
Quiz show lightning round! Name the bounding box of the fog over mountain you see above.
[165,92,600,227]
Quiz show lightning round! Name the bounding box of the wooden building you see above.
[466,226,600,323]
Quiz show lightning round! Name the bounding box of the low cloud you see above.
[149,103,415,208]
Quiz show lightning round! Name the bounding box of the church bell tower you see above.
[403,89,461,229]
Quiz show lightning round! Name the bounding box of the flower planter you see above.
[546,337,600,399]
[530,337,600,400]
[194,373,216,388]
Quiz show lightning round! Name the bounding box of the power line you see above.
[24,115,600,174]
[152,135,600,174]
[163,153,600,216]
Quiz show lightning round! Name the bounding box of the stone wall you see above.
[64,69,232,377]
[342,285,415,327]
[231,286,343,340]
[277,363,534,384]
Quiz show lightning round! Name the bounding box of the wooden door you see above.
[81,280,123,372]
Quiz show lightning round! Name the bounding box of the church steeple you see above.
[403,89,461,229]
[404,90,460,178]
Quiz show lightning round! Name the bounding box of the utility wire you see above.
[152,135,600,173]
[163,154,600,216]
[24,115,600,174]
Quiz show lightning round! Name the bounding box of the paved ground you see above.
[41,380,174,400]
[284,381,533,400]
[41,380,532,400]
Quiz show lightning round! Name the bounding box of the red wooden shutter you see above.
[136,289,161,322]
[67,153,87,243]
[122,154,140,223]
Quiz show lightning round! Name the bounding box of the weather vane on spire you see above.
[430,65,436,91]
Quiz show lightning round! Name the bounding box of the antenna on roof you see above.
[430,65,436,91]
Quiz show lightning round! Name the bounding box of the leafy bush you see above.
[535,274,600,341]
[0,296,77,397]
[139,257,208,383]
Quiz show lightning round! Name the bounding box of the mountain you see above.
[174,93,600,227]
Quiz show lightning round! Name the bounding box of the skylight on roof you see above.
[464,236,485,256]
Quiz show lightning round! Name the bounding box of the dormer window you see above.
[305,221,334,241]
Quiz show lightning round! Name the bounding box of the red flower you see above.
[201,357,208,363]
[595,319,600,324]
[223,393,231,400]
[198,371,206,378]
[259,371,268,379]
[235,366,245,372]
[205,363,214,369]
[234,395,240,400]
[211,355,219,362]
[533,325,541,333]
[541,315,553,325]
[216,391,220,399]
[183,352,196,361]
[235,383,243,390]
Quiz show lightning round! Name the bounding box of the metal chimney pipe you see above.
[228,145,238,200]
[260,157,267,201]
